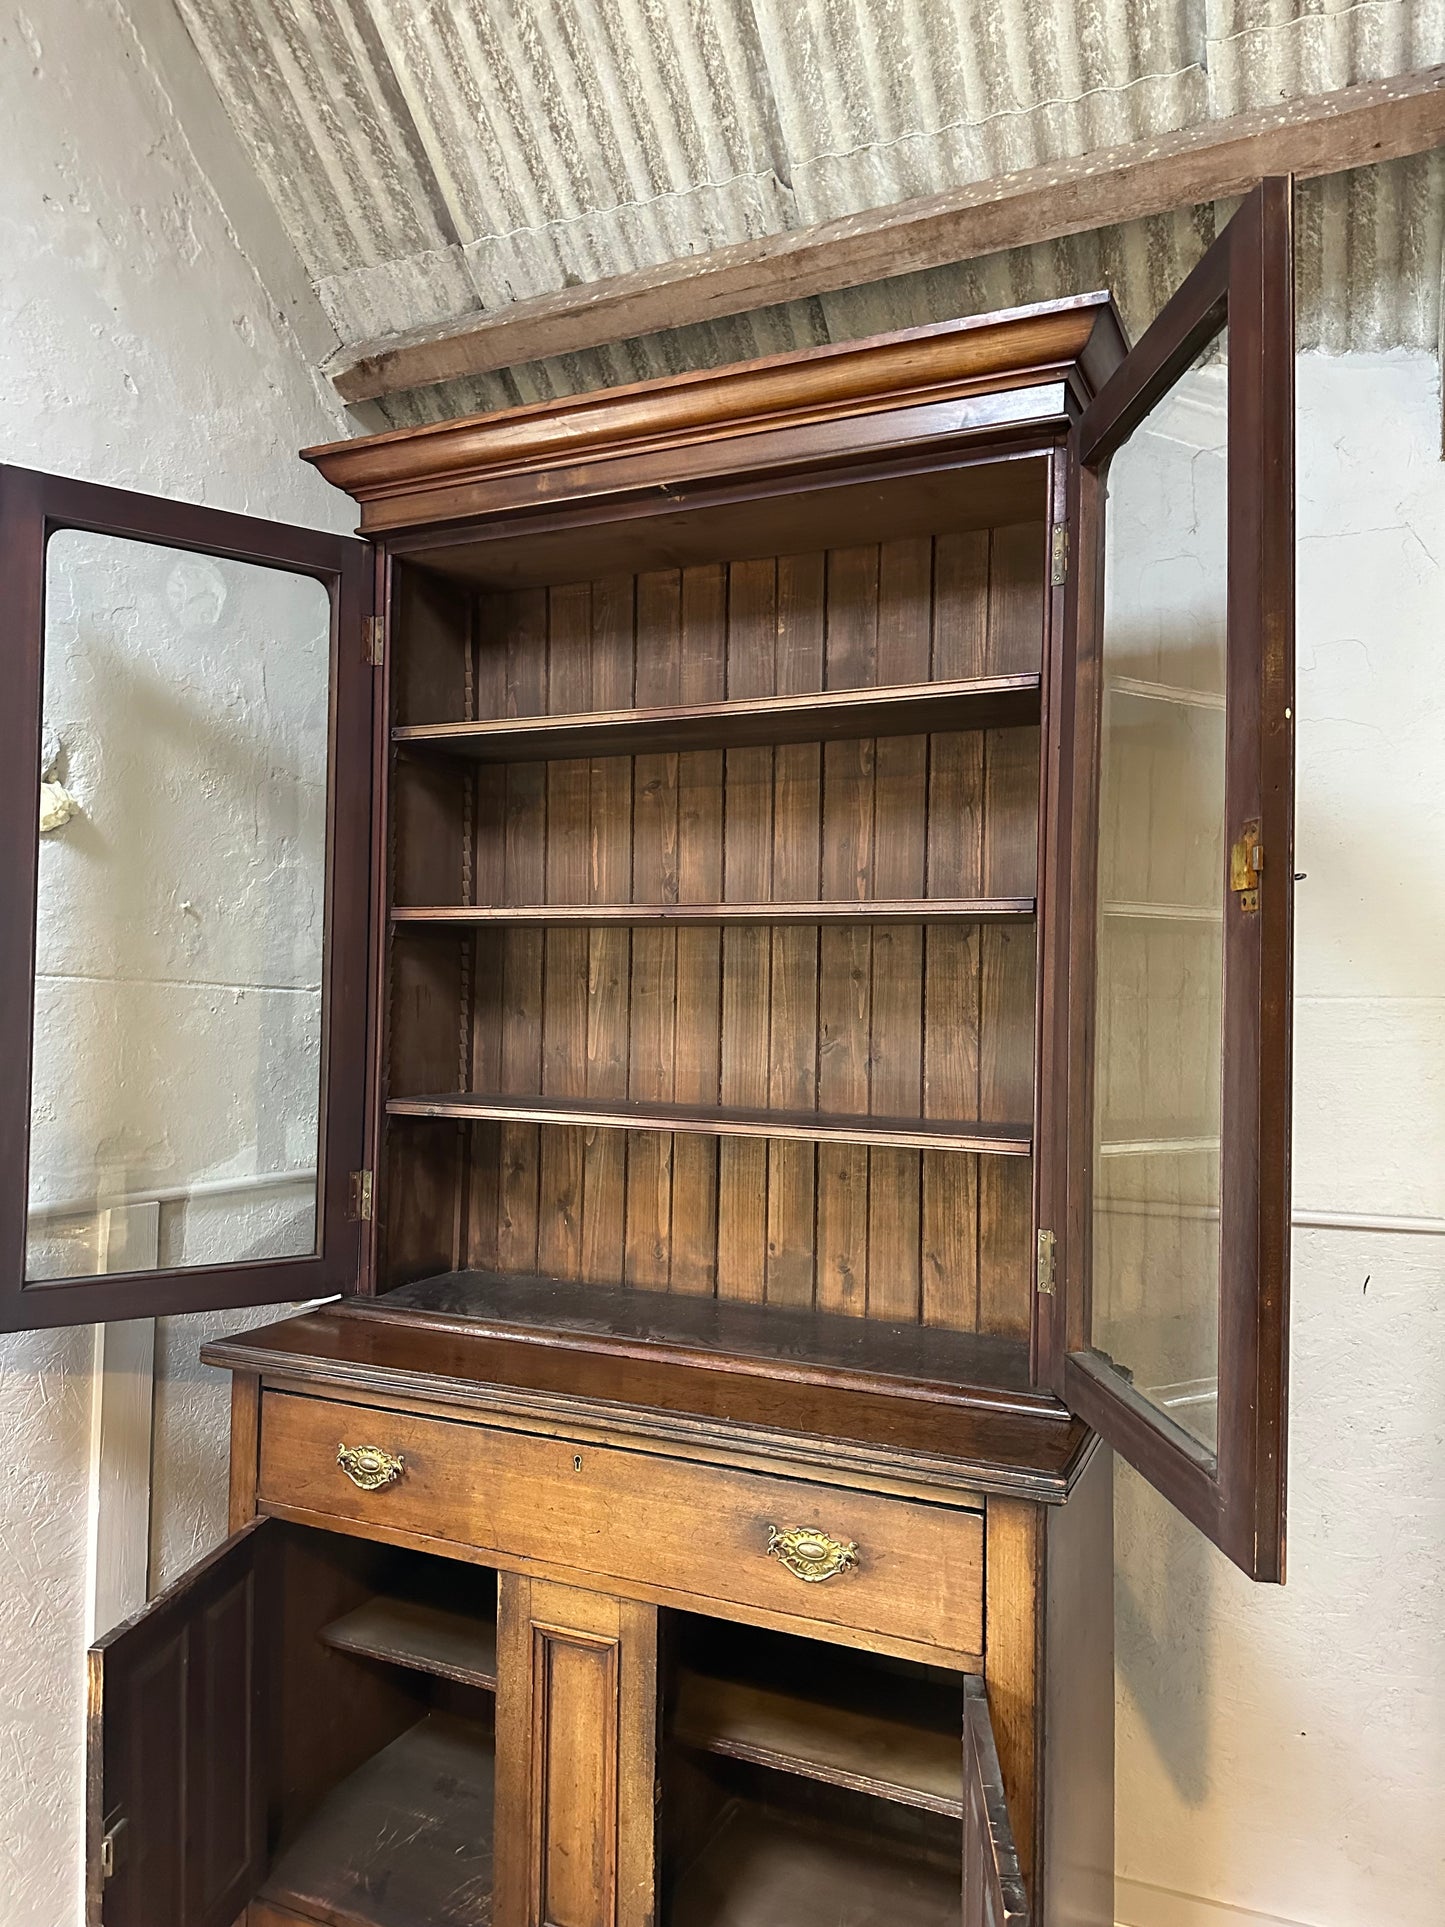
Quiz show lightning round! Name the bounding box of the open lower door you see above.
[0,468,374,1328]
[963,1678,1030,1926]
[1043,179,1294,1580]
[87,1518,275,1927]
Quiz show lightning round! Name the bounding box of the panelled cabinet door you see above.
[963,1679,1031,1927]
[1045,178,1294,1579]
[87,1517,275,1927]
[0,468,374,1328]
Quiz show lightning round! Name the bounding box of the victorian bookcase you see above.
[0,181,1294,1927]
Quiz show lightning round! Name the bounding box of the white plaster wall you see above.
[0,0,349,1920]
[1115,351,1445,1927]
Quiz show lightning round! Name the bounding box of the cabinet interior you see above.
[379,454,1050,1396]
[661,1615,967,1926]
[256,1527,499,1927]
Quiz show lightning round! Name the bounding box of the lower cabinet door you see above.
[963,1677,1031,1926]
[87,1518,274,1927]
[494,1575,659,1927]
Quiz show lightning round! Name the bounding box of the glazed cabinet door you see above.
[87,1518,274,1927]
[1044,179,1294,1579]
[494,1575,659,1927]
[0,468,374,1328]
[963,1679,1031,1926]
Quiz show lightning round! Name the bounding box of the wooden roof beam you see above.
[328,65,1445,406]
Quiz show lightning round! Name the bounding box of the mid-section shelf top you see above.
[392,897,1037,927]
[392,672,1042,763]
[387,1090,1032,1156]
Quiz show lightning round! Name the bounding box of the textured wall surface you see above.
[0,0,348,1920]
[1115,350,1445,1927]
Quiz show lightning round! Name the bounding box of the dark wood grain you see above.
[963,1677,1031,1926]
[259,1714,494,1927]
[393,897,1035,926]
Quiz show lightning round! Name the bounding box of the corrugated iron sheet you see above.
[169,0,1445,423]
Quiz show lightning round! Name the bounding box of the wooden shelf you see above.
[393,896,1035,928]
[392,673,1041,763]
[320,1595,498,1692]
[671,1800,959,1927]
[363,1271,1053,1415]
[386,1091,1032,1157]
[259,1713,494,1927]
[674,1671,963,1818]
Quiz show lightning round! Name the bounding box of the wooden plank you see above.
[582,574,635,1287]
[259,1714,495,1927]
[330,67,1445,402]
[716,559,776,1304]
[868,536,932,1322]
[394,897,1036,925]
[980,527,1043,1339]
[538,583,592,1281]
[624,571,682,1289]
[671,564,726,1296]
[816,545,878,1315]
[766,551,824,1308]
[673,1671,964,1817]
[496,591,547,1273]
[389,1092,1029,1155]
[923,532,989,1333]
[319,1596,499,1692]
[394,673,1041,761]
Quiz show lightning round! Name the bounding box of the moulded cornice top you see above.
[303,292,1126,522]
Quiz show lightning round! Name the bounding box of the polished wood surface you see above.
[202,1305,1092,1502]
[256,1389,986,1661]
[495,1577,657,1927]
[393,896,1036,926]
[259,1713,495,1927]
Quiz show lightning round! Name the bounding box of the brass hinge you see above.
[1230,818,1263,914]
[1050,526,1069,586]
[364,615,385,666]
[1036,1228,1057,1297]
[100,1814,126,1882]
[348,1169,374,1222]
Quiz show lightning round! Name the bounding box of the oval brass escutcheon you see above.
[336,1443,405,1491]
[766,1523,859,1582]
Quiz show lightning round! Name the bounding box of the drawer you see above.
[257,1390,983,1660]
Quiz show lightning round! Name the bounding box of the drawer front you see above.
[258,1391,983,1658]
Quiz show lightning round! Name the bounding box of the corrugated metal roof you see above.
[169,1,1445,425]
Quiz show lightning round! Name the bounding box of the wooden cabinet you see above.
[7,181,1297,1926]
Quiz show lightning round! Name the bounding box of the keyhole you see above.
[573,1455,583,1472]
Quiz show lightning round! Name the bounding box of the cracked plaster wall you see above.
[0,0,348,1921]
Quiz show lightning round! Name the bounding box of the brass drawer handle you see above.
[337,1443,404,1491]
[766,1524,859,1582]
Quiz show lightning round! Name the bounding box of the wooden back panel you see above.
[386,524,1044,1336]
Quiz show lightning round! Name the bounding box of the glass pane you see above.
[25,531,331,1282]
[1090,329,1228,1455]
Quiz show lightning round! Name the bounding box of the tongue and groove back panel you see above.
[385,523,1044,1340]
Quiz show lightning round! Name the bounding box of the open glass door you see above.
[1046,180,1294,1580]
[0,468,374,1328]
